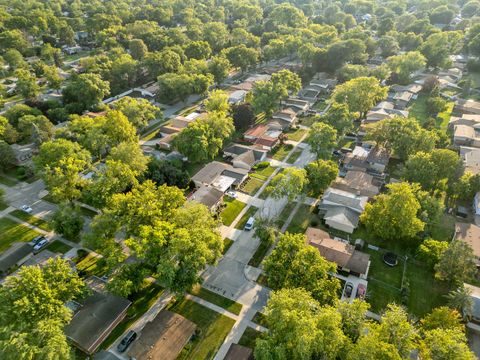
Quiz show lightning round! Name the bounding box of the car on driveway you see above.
[21,205,33,213]
[226,190,237,198]
[356,284,366,299]
[343,282,354,298]
[117,330,137,353]
[30,235,46,246]
[33,238,49,252]
[244,217,255,231]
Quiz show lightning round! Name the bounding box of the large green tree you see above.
[267,167,308,201]
[435,241,477,285]
[307,122,337,159]
[387,51,426,84]
[305,160,338,196]
[62,73,110,112]
[112,96,162,130]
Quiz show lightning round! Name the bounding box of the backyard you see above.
[0,217,41,252]
[168,298,235,360]
[221,198,247,226]
[408,94,454,130]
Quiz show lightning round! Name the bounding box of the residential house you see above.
[453,123,480,148]
[454,223,480,266]
[393,90,414,110]
[318,188,368,234]
[455,99,480,115]
[244,124,281,151]
[306,227,371,278]
[343,146,390,174]
[223,144,267,170]
[364,101,409,124]
[127,310,196,360]
[228,90,247,104]
[232,74,271,92]
[331,170,381,198]
[449,114,480,129]
[65,277,132,355]
[271,108,297,129]
[463,283,480,323]
[191,161,248,190]
[159,116,192,135]
[191,186,224,211]
[281,97,310,115]
[460,146,480,175]
[391,84,422,96]
[0,243,33,277]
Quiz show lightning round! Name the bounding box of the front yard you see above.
[235,206,258,230]
[286,204,318,234]
[189,284,243,315]
[168,298,236,360]
[221,198,247,226]
[240,177,264,196]
[286,148,302,164]
[9,209,52,231]
[286,128,308,142]
[270,144,293,161]
[0,217,41,252]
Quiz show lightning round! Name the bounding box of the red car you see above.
[356,284,366,299]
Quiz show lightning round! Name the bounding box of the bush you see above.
[253,161,269,170]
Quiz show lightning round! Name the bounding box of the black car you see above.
[344,282,354,298]
[117,330,137,353]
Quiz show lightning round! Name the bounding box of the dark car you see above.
[344,282,354,298]
[30,235,46,246]
[356,284,366,299]
[117,330,137,353]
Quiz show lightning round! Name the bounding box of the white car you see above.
[21,205,33,214]
[33,238,49,252]
[226,190,237,198]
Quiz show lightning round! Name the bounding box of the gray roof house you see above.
[272,108,297,129]
[223,144,267,170]
[281,97,310,114]
[343,146,390,174]
[464,283,480,323]
[460,146,480,175]
[332,170,381,198]
[191,161,249,190]
[393,90,413,110]
[190,186,224,211]
[455,99,480,115]
[318,188,368,234]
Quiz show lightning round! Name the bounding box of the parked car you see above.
[244,217,255,231]
[30,235,46,246]
[33,238,49,252]
[226,190,237,198]
[344,282,354,298]
[21,205,33,213]
[117,330,137,353]
[356,284,366,299]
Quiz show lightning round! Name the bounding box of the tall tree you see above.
[305,160,338,196]
[112,96,162,130]
[62,73,110,112]
[387,51,426,84]
[307,122,337,159]
[51,203,85,241]
[435,241,477,285]
[267,167,308,201]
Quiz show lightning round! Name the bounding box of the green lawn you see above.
[313,99,327,112]
[437,101,455,130]
[275,201,297,229]
[241,177,264,196]
[45,241,72,254]
[238,327,262,349]
[75,251,108,277]
[221,198,247,226]
[0,217,41,252]
[0,174,17,186]
[168,298,236,360]
[428,213,456,241]
[300,116,319,127]
[248,238,271,268]
[9,209,52,231]
[286,128,308,142]
[251,165,276,181]
[286,148,302,164]
[189,284,243,315]
[270,144,293,161]
[286,204,318,234]
[101,283,165,349]
[235,206,258,230]
[223,238,234,254]
[408,94,454,130]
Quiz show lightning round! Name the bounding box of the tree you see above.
[322,102,356,135]
[0,258,85,360]
[267,167,308,201]
[338,300,370,342]
[271,69,302,98]
[264,233,340,305]
[0,141,15,171]
[145,158,190,189]
[17,114,55,144]
[446,286,474,321]
[203,22,230,52]
[420,307,464,333]
[232,103,255,130]
[34,139,91,171]
[426,96,447,116]
[129,38,148,60]
[418,239,449,269]
[222,45,259,73]
[255,288,345,360]
[43,65,62,91]
[63,73,110,112]
[4,104,42,127]
[4,49,26,70]
[0,30,28,53]
[108,141,149,175]
[184,41,211,60]
[51,203,85,241]
[421,328,476,360]
[366,117,437,161]
[451,172,480,202]
[204,89,229,114]
[435,241,477,285]
[421,32,462,69]
[208,55,231,84]
[305,160,338,196]
[361,182,425,241]
[332,77,388,118]
[251,80,280,116]
[378,36,400,57]
[112,96,162,129]
[307,122,337,159]
[337,64,369,83]
[157,73,213,103]
[387,51,426,84]
[144,50,182,79]
[15,69,39,100]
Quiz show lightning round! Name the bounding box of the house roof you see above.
[272,108,297,122]
[332,170,380,198]
[234,150,256,167]
[373,101,395,110]
[460,147,480,174]
[306,227,370,274]
[255,137,278,148]
[464,283,480,320]
[191,186,224,209]
[192,161,230,185]
[324,206,361,228]
[225,344,254,360]
[456,99,480,112]
[320,188,368,213]
[244,124,268,138]
[366,146,390,165]
[65,280,131,354]
[224,144,266,160]
[455,223,480,258]
[393,91,413,102]
[127,310,197,360]
[0,243,32,274]
[454,125,477,139]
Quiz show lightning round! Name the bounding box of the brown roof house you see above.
[190,186,224,211]
[455,99,480,115]
[65,277,131,355]
[453,123,480,148]
[331,170,381,198]
[127,310,196,360]
[343,146,390,174]
[454,223,480,266]
[306,227,371,278]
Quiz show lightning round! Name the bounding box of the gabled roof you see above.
[366,146,390,165]
[191,186,224,208]
[393,91,413,102]
[192,161,230,185]
[332,170,380,198]
[324,207,361,228]
[320,188,368,213]
[244,124,268,138]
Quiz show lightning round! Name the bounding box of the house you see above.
[318,188,368,234]
[127,310,196,360]
[455,99,480,115]
[11,143,35,166]
[390,84,422,95]
[453,124,480,148]
[460,147,480,175]
[228,90,247,104]
[475,192,480,216]
[223,144,267,170]
[272,108,297,129]
[343,146,390,174]
[191,161,248,190]
[65,277,132,355]
[454,223,480,266]
[244,124,281,151]
[364,101,409,123]
[232,74,271,92]
[159,116,192,135]
[0,243,33,277]
[449,114,480,129]
[225,344,254,360]
[306,227,371,278]
[191,186,224,211]
[281,97,310,115]
[331,170,381,198]
[463,283,480,323]
[393,90,414,109]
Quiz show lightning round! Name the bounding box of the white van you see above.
[244,217,255,231]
